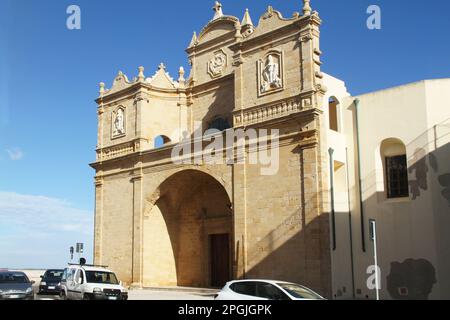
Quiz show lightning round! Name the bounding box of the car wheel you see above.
[83,294,91,300]
[60,290,67,300]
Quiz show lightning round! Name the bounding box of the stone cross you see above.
[212,1,223,20]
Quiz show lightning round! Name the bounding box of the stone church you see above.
[91,1,450,300]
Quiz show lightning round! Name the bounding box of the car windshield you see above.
[85,271,119,285]
[44,270,63,280]
[0,273,30,284]
[277,283,323,300]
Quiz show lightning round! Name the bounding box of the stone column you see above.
[134,93,144,137]
[93,176,104,265]
[233,49,244,112]
[131,172,144,287]
[232,163,247,280]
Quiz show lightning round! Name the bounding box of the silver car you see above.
[0,271,35,300]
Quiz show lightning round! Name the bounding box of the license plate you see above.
[108,296,118,300]
[48,286,55,290]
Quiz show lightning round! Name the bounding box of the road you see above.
[24,270,216,300]
[33,287,216,301]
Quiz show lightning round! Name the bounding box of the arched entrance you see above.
[143,170,233,288]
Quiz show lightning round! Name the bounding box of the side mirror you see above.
[40,276,44,279]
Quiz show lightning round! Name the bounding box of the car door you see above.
[60,269,68,297]
[229,282,263,300]
[66,268,77,299]
[73,269,84,300]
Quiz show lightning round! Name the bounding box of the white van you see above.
[60,264,128,300]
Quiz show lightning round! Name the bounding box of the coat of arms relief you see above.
[258,51,284,96]
[208,50,227,78]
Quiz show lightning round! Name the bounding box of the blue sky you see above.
[0,0,449,269]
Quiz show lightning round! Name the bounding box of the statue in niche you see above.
[261,54,282,93]
[113,108,125,136]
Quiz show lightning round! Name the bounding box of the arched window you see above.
[208,117,231,132]
[381,138,409,199]
[329,97,340,132]
[154,135,171,149]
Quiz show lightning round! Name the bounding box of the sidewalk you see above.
[128,288,217,300]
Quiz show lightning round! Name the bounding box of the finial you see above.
[303,0,312,16]
[138,66,145,81]
[158,63,166,70]
[241,8,253,27]
[178,66,185,80]
[212,1,223,20]
[189,31,198,47]
[178,67,186,87]
[241,8,254,37]
[118,70,123,77]
[99,82,105,94]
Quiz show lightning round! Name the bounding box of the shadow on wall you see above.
[243,207,332,298]
[387,259,437,300]
[374,123,450,300]
[240,144,334,298]
[244,124,450,300]
[198,80,234,135]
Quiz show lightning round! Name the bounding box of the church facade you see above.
[91,1,450,300]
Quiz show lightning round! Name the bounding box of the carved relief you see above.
[208,50,227,78]
[97,140,138,161]
[112,107,126,138]
[233,98,305,126]
[258,51,284,96]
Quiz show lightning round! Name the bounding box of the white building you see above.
[324,76,450,299]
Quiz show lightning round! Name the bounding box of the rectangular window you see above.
[386,155,409,198]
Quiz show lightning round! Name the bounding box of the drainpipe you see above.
[345,148,356,298]
[328,148,337,251]
[354,98,366,253]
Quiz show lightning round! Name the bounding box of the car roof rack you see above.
[68,263,109,268]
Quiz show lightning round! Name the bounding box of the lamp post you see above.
[369,219,380,300]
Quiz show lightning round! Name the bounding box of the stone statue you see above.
[113,108,125,136]
[261,55,282,92]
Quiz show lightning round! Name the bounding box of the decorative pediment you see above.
[107,71,133,94]
[197,16,239,45]
[146,63,177,89]
[248,6,298,39]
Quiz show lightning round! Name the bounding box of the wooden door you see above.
[210,234,230,288]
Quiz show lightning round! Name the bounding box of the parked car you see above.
[38,269,64,295]
[215,280,325,301]
[0,271,35,300]
[60,264,128,300]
